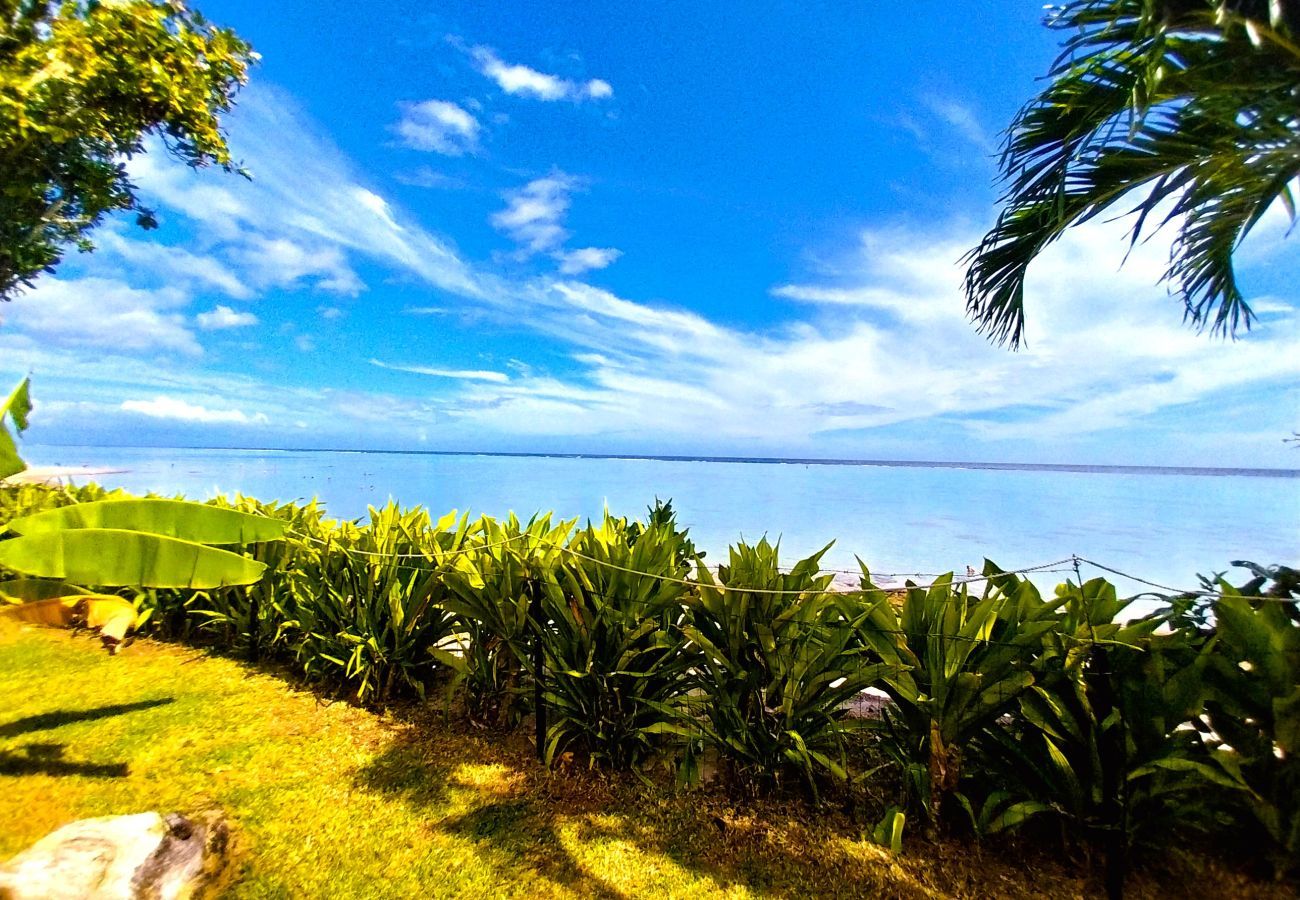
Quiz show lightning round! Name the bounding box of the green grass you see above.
[0,626,1286,899]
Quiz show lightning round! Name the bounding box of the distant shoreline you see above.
[4,465,128,485]
[23,443,1300,479]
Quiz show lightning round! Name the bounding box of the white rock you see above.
[0,811,226,900]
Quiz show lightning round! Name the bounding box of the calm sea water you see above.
[20,445,1300,599]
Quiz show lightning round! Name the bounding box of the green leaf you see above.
[6,498,287,544]
[0,528,267,588]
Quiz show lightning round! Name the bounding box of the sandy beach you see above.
[2,465,127,485]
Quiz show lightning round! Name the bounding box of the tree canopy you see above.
[0,0,254,300]
[965,0,1300,348]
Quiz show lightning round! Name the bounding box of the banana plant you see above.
[668,539,890,796]
[857,562,1067,827]
[0,497,286,649]
[537,513,694,768]
[0,378,32,481]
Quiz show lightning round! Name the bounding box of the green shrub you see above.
[538,513,694,768]
[857,563,1065,828]
[976,577,1233,851]
[274,502,473,702]
[439,512,575,726]
[671,539,886,796]
[1204,578,1300,877]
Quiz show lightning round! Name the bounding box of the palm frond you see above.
[965,0,1300,347]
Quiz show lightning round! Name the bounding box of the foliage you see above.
[868,806,906,855]
[978,578,1234,853]
[1204,582,1300,876]
[0,0,254,298]
[275,503,473,703]
[626,497,704,563]
[858,563,1066,827]
[0,378,31,479]
[0,498,276,588]
[538,513,694,768]
[964,0,1300,346]
[439,512,575,725]
[673,540,887,796]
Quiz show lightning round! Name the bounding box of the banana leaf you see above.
[5,498,287,544]
[0,528,267,588]
[0,578,87,604]
[0,378,32,480]
[0,594,138,644]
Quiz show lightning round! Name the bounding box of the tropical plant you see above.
[626,497,704,564]
[0,496,284,648]
[1203,581,1300,876]
[976,578,1234,859]
[0,378,31,480]
[536,513,694,768]
[1,0,255,298]
[964,0,1300,347]
[187,494,336,657]
[671,540,888,796]
[275,503,472,703]
[858,563,1066,827]
[868,806,906,855]
[439,512,575,725]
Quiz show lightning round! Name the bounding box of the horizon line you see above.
[25,442,1300,479]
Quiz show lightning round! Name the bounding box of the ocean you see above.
[19,445,1300,599]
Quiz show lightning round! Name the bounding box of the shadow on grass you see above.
[352,713,941,898]
[0,742,129,778]
[0,698,175,739]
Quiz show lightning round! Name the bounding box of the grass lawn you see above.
[0,625,1286,899]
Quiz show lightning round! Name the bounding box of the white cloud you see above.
[129,86,486,302]
[491,174,575,254]
[490,175,623,273]
[394,100,480,155]
[95,229,252,299]
[469,45,612,102]
[197,305,258,330]
[230,235,364,296]
[318,305,346,320]
[370,358,509,383]
[9,277,200,355]
[121,396,268,425]
[556,246,622,274]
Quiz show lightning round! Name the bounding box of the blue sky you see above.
[2,1,1297,467]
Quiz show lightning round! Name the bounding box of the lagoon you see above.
[20,445,1300,598]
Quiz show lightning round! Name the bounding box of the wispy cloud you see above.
[464,43,612,102]
[490,173,623,275]
[122,396,269,425]
[196,305,258,330]
[557,246,622,275]
[922,96,996,154]
[393,99,481,155]
[128,86,486,301]
[370,358,510,383]
[11,277,200,355]
[491,173,576,254]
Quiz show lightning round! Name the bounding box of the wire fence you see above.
[285,525,1283,602]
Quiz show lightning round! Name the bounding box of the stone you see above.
[0,811,228,900]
